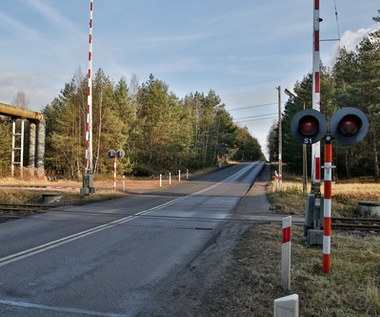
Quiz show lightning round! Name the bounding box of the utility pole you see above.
[284,88,308,193]
[276,86,282,179]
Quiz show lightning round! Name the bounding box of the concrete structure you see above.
[0,102,45,178]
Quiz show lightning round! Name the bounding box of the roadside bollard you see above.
[159,174,162,187]
[281,216,292,290]
[113,157,117,192]
[178,170,181,182]
[186,169,189,180]
[122,175,126,192]
[169,173,172,185]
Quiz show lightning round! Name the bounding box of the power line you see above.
[228,102,277,112]
[233,112,277,122]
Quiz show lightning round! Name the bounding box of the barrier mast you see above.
[81,0,96,195]
[312,0,322,193]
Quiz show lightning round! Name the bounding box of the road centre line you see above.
[0,164,257,267]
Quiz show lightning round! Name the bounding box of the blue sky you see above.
[0,0,379,158]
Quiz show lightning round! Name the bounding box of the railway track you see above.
[0,203,56,222]
[332,217,380,232]
[0,203,379,232]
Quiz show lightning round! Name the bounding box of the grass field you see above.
[203,224,380,316]
[267,174,380,217]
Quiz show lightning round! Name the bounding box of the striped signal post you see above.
[311,0,322,192]
[323,136,333,273]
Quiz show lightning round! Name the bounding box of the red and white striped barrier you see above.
[323,137,333,273]
[281,216,292,290]
[84,0,94,172]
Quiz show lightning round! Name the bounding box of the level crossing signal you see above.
[330,107,369,144]
[107,149,125,158]
[290,109,326,144]
[291,107,368,144]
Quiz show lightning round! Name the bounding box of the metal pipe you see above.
[0,103,42,122]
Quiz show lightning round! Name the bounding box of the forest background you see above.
[0,72,264,179]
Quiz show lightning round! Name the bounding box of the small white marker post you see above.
[122,175,126,192]
[169,173,172,185]
[186,169,189,180]
[178,170,181,182]
[274,294,299,317]
[159,174,162,187]
[281,216,292,291]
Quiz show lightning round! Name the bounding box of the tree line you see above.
[0,72,264,179]
[268,12,380,181]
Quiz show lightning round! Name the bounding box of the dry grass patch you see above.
[268,175,380,217]
[203,224,380,316]
[0,188,126,205]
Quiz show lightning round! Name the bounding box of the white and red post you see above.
[281,216,292,290]
[113,156,117,192]
[312,0,321,189]
[323,138,333,274]
[122,175,126,192]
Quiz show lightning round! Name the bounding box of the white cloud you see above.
[334,25,379,52]
[0,12,40,39]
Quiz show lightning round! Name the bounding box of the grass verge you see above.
[267,174,380,217]
[203,224,380,316]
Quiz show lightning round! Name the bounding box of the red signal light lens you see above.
[339,115,361,136]
[299,116,319,136]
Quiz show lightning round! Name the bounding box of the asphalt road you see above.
[0,162,264,317]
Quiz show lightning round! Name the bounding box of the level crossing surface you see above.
[0,162,264,317]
